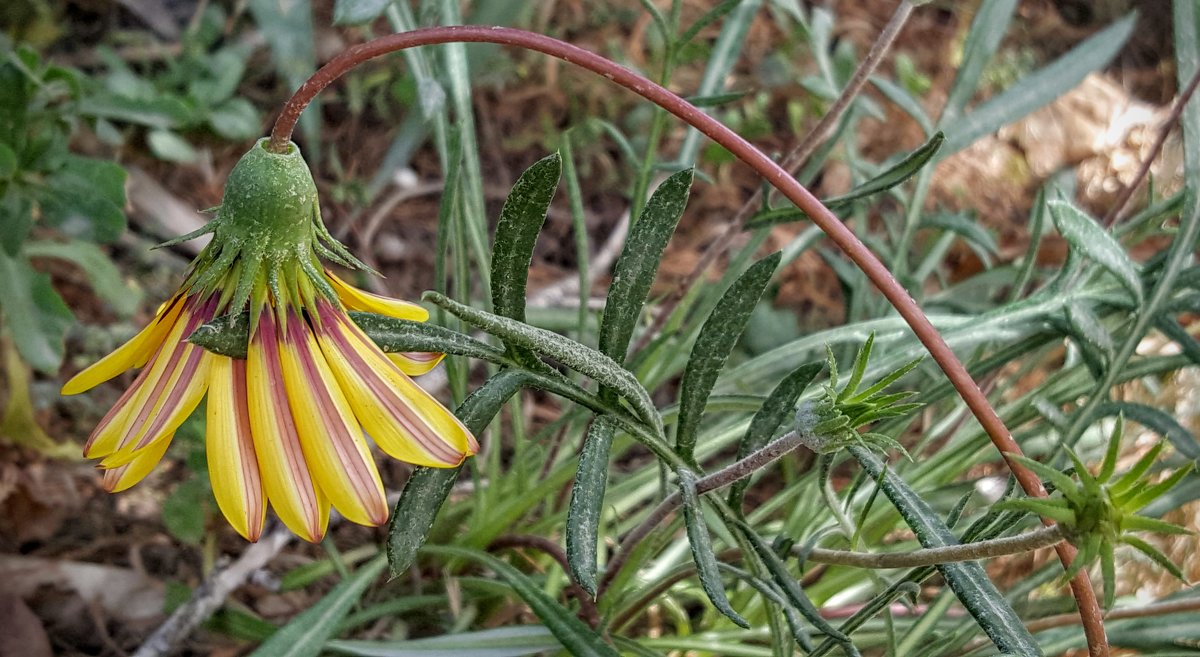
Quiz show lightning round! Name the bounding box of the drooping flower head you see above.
[62,139,477,542]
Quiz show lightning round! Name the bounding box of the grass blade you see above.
[250,556,386,657]
[427,546,621,657]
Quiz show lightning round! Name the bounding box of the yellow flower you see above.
[61,140,476,542]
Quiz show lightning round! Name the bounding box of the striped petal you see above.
[86,297,213,459]
[99,433,172,493]
[247,310,327,543]
[387,351,445,377]
[61,295,186,396]
[207,356,267,542]
[327,271,429,321]
[279,312,387,527]
[98,300,215,468]
[314,300,476,468]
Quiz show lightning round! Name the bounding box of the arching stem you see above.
[269,25,1107,655]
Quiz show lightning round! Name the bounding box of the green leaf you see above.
[245,0,319,154]
[491,153,561,323]
[676,252,780,462]
[1096,401,1200,460]
[387,371,527,578]
[328,625,560,657]
[1120,515,1193,536]
[1098,414,1125,482]
[1065,301,1115,358]
[1121,535,1186,581]
[1100,540,1116,610]
[871,77,934,137]
[424,291,663,437]
[25,240,141,317]
[838,333,874,401]
[940,0,1019,125]
[425,546,620,657]
[0,193,33,256]
[162,477,209,545]
[1119,463,1194,513]
[1049,199,1143,305]
[678,0,741,45]
[1110,442,1165,497]
[1154,314,1200,366]
[941,13,1136,155]
[189,311,507,365]
[997,498,1078,525]
[746,133,945,228]
[0,142,16,178]
[850,447,1044,657]
[729,361,822,512]
[597,168,693,362]
[332,0,391,25]
[678,470,749,628]
[36,155,126,243]
[0,250,74,373]
[566,416,616,597]
[147,129,199,163]
[251,556,386,657]
[210,98,263,141]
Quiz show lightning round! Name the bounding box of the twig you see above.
[629,0,915,354]
[1029,597,1200,633]
[1103,64,1200,227]
[267,24,1108,654]
[805,524,1063,568]
[131,525,292,657]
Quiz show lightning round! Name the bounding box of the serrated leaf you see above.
[388,371,526,578]
[678,470,749,628]
[1097,401,1200,460]
[424,291,662,436]
[598,168,693,362]
[850,447,1044,657]
[251,556,386,657]
[566,416,616,596]
[729,361,822,511]
[1049,199,1142,305]
[491,153,561,323]
[941,13,1136,155]
[426,546,620,657]
[676,252,780,461]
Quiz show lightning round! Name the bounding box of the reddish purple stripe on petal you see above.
[257,312,321,518]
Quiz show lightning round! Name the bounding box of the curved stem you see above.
[269,25,1106,654]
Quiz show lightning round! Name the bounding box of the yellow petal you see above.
[279,313,387,527]
[62,294,187,396]
[314,301,476,467]
[387,351,445,377]
[100,434,172,493]
[247,311,326,543]
[327,271,429,321]
[97,298,216,466]
[207,356,267,542]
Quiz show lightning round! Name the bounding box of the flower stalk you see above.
[266,25,1106,653]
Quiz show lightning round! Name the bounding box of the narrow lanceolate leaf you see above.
[676,252,781,462]
[250,556,386,657]
[1049,199,1143,305]
[1065,301,1116,358]
[425,292,662,436]
[849,447,1043,657]
[566,418,616,598]
[598,168,693,362]
[746,133,945,228]
[189,311,507,364]
[1096,401,1200,460]
[940,0,1019,125]
[426,546,620,657]
[678,470,750,628]
[940,13,1135,156]
[388,371,527,578]
[491,153,561,322]
[729,362,823,512]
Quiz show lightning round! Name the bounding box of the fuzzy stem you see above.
[269,26,1106,654]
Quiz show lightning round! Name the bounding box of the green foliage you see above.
[0,43,135,374]
[1002,417,1194,608]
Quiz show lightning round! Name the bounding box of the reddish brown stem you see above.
[269,26,1107,655]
